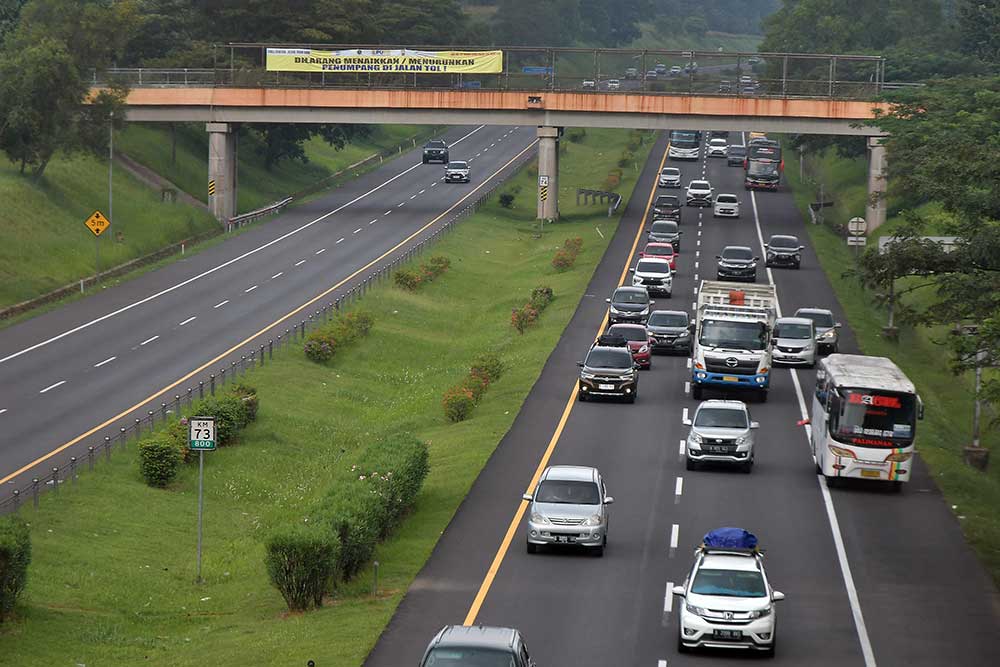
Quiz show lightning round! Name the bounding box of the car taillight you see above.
[884,451,912,463]
[829,445,857,459]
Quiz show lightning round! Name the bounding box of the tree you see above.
[955,0,1000,66]
[250,123,372,171]
[0,0,28,43]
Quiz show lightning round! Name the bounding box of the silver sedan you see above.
[524,465,614,557]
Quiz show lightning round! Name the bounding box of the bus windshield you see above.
[670,131,699,148]
[832,390,917,447]
[699,319,768,351]
[747,161,780,177]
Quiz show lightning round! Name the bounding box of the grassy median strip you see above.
[783,146,1000,585]
[0,128,656,665]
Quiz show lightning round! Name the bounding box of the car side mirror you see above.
[772,591,786,602]
[522,493,533,502]
[577,361,584,367]
[604,496,615,505]
[799,245,805,250]
[750,421,760,429]
[629,268,635,273]
[715,255,721,259]
[672,585,686,596]
[605,298,612,303]
[835,323,842,328]
[754,257,761,262]
[682,417,692,426]
[917,396,925,420]
[650,300,656,305]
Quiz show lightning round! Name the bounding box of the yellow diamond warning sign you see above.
[84,210,110,237]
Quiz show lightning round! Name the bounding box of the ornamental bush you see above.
[563,237,583,256]
[138,436,181,487]
[311,492,380,582]
[265,526,340,612]
[303,310,375,364]
[0,516,31,623]
[462,372,490,402]
[230,382,259,422]
[498,193,515,209]
[189,394,248,446]
[304,334,337,362]
[470,352,505,384]
[551,248,575,272]
[394,268,422,291]
[426,255,451,278]
[530,285,554,311]
[511,304,539,333]
[442,385,476,422]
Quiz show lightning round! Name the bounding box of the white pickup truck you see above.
[691,281,777,402]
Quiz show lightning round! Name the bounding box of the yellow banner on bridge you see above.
[266,48,503,74]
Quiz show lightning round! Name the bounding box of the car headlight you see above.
[609,306,621,314]
[689,432,703,444]
[794,253,801,259]
[530,512,550,524]
[581,372,596,380]
[820,330,836,339]
[638,345,649,354]
[767,252,775,259]
[736,435,748,445]
[685,602,709,617]
[640,307,649,315]
[677,331,690,338]
[749,605,772,619]
[583,514,602,526]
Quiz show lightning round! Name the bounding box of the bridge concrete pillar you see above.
[866,137,887,232]
[207,123,238,222]
[537,126,559,220]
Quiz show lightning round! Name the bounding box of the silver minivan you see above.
[772,317,817,367]
[524,465,613,556]
[684,400,759,473]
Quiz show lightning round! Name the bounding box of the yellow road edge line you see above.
[0,139,540,487]
[463,136,670,626]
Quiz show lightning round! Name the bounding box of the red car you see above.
[639,242,677,271]
[608,324,653,369]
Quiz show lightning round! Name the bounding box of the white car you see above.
[673,530,784,655]
[658,167,682,188]
[630,257,673,296]
[582,79,596,89]
[607,79,621,90]
[669,65,682,76]
[772,317,817,367]
[707,138,728,157]
[712,194,740,218]
[685,180,713,207]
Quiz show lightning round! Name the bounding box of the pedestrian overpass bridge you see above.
[100,45,898,227]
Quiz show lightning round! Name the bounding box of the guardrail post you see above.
[32,478,39,508]
[135,417,142,437]
[199,381,205,399]
[88,446,95,471]
[231,361,237,378]
[70,457,78,484]
[269,339,273,359]
[11,489,19,512]
[161,402,168,421]
[116,429,124,450]
[52,467,60,495]
[300,320,306,338]
[148,410,155,429]
[210,374,216,395]
[260,344,265,366]
[220,367,226,387]
[174,395,181,412]
[240,355,247,375]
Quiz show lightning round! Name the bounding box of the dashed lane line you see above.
[139,335,159,346]
[39,380,67,394]
[294,260,306,267]
[244,285,258,293]
[670,523,680,557]
[178,316,197,326]
[315,248,327,255]
[94,356,116,368]
[336,238,345,244]
[271,272,283,280]
[213,300,229,309]
[353,228,362,234]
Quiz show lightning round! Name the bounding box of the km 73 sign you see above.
[189,417,216,451]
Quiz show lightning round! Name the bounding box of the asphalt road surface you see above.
[365,133,999,666]
[0,124,537,487]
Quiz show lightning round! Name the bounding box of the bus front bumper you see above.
[692,371,769,390]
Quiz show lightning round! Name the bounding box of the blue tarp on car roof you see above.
[703,527,758,550]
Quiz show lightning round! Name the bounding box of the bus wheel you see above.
[692,384,703,400]
[890,480,903,493]
[758,390,768,403]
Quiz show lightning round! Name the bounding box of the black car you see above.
[652,194,682,221]
[709,130,729,141]
[716,245,759,282]
[647,219,682,251]
[578,344,639,403]
[422,139,449,164]
[421,626,534,667]
[646,309,693,354]
[765,234,804,269]
[727,145,747,167]
[606,286,654,324]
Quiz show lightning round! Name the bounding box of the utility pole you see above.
[108,111,114,252]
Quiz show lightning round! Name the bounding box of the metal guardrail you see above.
[576,188,623,217]
[0,142,538,516]
[225,197,293,232]
[91,44,909,101]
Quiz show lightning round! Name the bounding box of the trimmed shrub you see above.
[230,382,259,422]
[163,417,191,463]
[551,248,575,272]
[354,436,430,533]
[442,385,475,422]
[394,268,422,291]
[530,285,554,311]
[265,526,340,611]
[426,255,451,278]
[470,352,505,384]
[303,311,375,364]
[311,492,380,582]
[189,394,249,446]
[304,334,337,362]
[0,515,30,623]
[511,304,539,333]
[498,193,515,208]
[461,372,490,402]
[563,237,583,256]
[344,310,375,337]
[138,436,181,487]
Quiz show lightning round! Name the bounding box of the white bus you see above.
[810,354,923,491]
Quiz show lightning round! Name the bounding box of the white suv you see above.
[713,194,740,218]
[658,167,682,188]
[683,400,758,472]
[685,180,713,207]
[630,257,673,296]
[673,532,784,656]
[707,138,728,157]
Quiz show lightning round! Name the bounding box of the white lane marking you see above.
[745,130,876,666]
[178,316,197,326]
[670,523,680,552]
[315,248,327,255]
[675,476,683,497]
[694,273,699,281]
[0,126,488,367]
[697,230,702,236]
[94,356,117,368]
[679,439,686,457]
[140,335,159,346]
[353,228,362,234]
[419,189,426,195]
[663,586,674,614]
[684,381,690,393]
[484,148,489,152]
[39,380,67,394]
[271,272,283,280]
[682,407,689,423]
[659,660,668,667]
[695,250,700,258]
[431,182,438,187]
[694,261,699,269]
[0,409,7,416]
[696,239,701,247]
[369,219,377,225]
[384,210,393,215]
[244,285,258,293]
[595,226,605,239]
[693,287,698,294]
[409,194,417,200]
[491,143,496,147]
[691,301,696,310]
[294,260,306,267]
[213,300,229,309]
[336,238,345,244]
[397,202,405,208]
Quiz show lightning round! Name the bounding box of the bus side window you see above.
[814,370,828,402]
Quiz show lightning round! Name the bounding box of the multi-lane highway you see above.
[366,133,999,665]
[0,124,537,487]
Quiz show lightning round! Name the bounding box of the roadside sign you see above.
[539,175,549,187]
[848,217,867,236]
[847,236,867,246]
[189,417,216,451]
[540,185,549,201]
[84,210,110,237]
[522,66,553,75]
[208,179,216,196]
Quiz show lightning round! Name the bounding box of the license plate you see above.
[598,383,615,390]
[722,376,739,382]
[860,469,882,479]
[706,446,730,454]
[714,630,742,640]
[555,535,575,543]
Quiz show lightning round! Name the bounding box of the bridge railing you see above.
[95,44,899,101]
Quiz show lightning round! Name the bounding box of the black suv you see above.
[764,234,804,269]
[420,626,535,667]
[647,219,682,251]
[578,344,639,403]
[652,194,682,221]
[646,309,693,354]
[716,245,760,282]
[422,140,449,164]
[606,285,654,324]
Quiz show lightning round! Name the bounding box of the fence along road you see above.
[363,132,999,666]
[0,124,537,499]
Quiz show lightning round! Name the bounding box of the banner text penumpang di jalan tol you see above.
[265,48,504,74]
